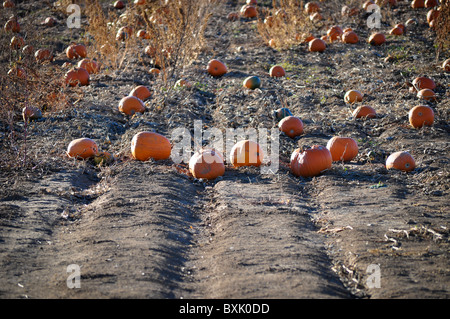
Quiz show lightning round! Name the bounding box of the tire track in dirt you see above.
[180,170,351,298]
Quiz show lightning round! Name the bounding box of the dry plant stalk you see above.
[434,0,450,59]
[257,0,313,50]
[142,0,214,85]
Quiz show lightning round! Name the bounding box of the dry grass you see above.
[256,0,313,50]
[435,0,450,59]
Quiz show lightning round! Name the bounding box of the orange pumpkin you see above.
[136,29,150,39]
[230,140,263,167]
[412,76,436,91]
[4,18,20,33]
[67,138,99,159]
[207,59,227,77]
[22,106,42,122]
[417,89,436,101]
[341,30,359,44]
[10,35,24,49]
[326,136,359,162]
[308,38,326,52]
[77,58,100,74]
[309,12,323,23]
[389,26,403,35]
[408,105,434,128]
[129,85,152,101]
[305,2,321,14]
[425,0,438,7]
[189,149,225,180]
[427,9,440,23]
[386,151,415,172]
[443,59,450,72]
[344,90,363,104]
[368,33,386,45]
[113,1,125,9]
[35,48,53,62]
[290,145,332,177]
[240,5,257,18]
[363,0,375,10]
[66,43,87,59]
[64,67,90,87]
[269,65,286,77]
[118,96,146,115]
[327,26,343,42]
[131,131,171,161]
[411,0,425,8]
[8,66,26,79]
[352,105,377,119]
[3,0,15,8]
[278,116,304,138]
[228,12,240,21]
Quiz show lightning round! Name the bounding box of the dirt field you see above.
[0,0,449,300]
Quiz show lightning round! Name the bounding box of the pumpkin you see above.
[341,30,359,44]
[118,96,146,115]
[268,39,277,48]
[243,76,261,90]
[22,44,34,55]
[417,89,436,101]
[228,12,240,21]
[305,2,321,14]
[136,29,150,39]
[273,107,293,120]
[363,0,375,10]
[174,79,192,88]
[150,67,161,75]
[290,145,332,177]
[326,136,359,162]
[4,18,20,33]
[22,106,42,122]
[129,85,152,101]
[352,105,377,119]
[77,58,100,74]
[389,26,403,35]
[116,26,133,41]
[425,0,438,7]
[35,48,53,62]
[412,76,436,91]
[368,33,386,45]
[411,0,425,8]
[230,140,263,167]
[344,90,363,104]
[64,67,90,87]
[3,0,15,8]
[189,149,225,180]
[207,59,227,77]
[408,105,434,128]
[386,151,415,172]
[269,65,286,77]
[113,1,125,9]
[427,9,440,23]
[131,131,171,161]
[278,116,304,138]
[10,35,24,49]
[240,5,257,18]
[443,59,450,72]
[66,44,87,59]
[67,138,99,160]
[327,26,343,42]
[395,23,406,33]
[8,66,26,79]
[246,0,257,5]
[308,38,326,52]
[134,0,145,5]
[309,12,323,23]
[42,17,56,27]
